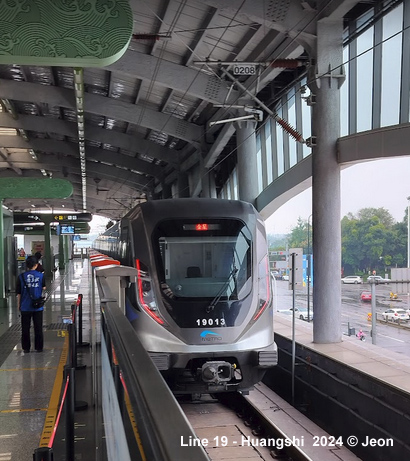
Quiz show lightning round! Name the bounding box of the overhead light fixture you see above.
[74,67,87,212]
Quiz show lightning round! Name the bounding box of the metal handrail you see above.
[96,266,209,461]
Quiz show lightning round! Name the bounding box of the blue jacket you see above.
[17,270,46,312]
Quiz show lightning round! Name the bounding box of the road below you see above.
[273,279,410,356]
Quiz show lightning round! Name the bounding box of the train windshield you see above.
[153,218,252,327]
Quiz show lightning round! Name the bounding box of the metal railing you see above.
[33,294,88,461]
[95,264,209,461]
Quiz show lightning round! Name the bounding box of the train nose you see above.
[201,361,233,384]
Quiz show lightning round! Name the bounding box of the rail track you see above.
[179,383,359,460]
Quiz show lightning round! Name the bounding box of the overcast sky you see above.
[265,156,410,235]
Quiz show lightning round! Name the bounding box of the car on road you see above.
[360,291,372,302]
[382,308,408,322]
[401,306,410,316]
[282,274,289,281]
[279,307,313,321]
[367,275,390,283]
[341,275,363,284]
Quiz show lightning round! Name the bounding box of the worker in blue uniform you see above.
[16,255,47,353]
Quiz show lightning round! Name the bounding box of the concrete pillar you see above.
[42,216,53,282]
[59,234,65,271]
[161,183,172,199]
[235,121,258,205]
[0,201,6,307]
[177,171,190,198]
[309,19,345,343]
[201,169,217,198]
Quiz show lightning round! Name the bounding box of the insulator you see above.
[274,116,305,143]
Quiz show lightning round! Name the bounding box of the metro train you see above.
[93,198,277,394]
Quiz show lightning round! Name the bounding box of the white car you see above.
[367,275,390,283]
[382,308,408,322]
[341,275,363,284]
[278,307,313,321]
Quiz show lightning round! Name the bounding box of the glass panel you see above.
[256,134,263,193]
[154,219,253,327]
[232,168,238,199]
[276,107,285,176]
[341,47,349,136]
[226,178,231,199]
[265,120,273,184]
[381,4,403,127]
[288,88,297,167]
[356,27,373,132]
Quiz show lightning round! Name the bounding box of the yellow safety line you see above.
[39,335,69,447]
[123,386,147,461]
[1,408,47,414]
[0,367,57,372]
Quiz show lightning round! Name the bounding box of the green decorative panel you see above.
[0,0,133,66]
[0,178,73,199]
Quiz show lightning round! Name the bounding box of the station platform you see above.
[0,259,101,460]
[1,259,410,460]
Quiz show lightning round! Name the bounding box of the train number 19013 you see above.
[196,318,226,326]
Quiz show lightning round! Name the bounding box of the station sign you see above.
[14,223,90,235]
[14,212,92,224]
[13,213,44,224]
[53,213,92,222]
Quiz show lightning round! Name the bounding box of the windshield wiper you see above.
[206,266,238,313]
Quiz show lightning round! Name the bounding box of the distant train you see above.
[94,198,277,394]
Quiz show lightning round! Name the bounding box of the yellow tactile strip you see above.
[39,336,69,448]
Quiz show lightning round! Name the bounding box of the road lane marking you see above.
[377,333,405,343]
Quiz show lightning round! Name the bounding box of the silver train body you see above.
[94,198,277,394]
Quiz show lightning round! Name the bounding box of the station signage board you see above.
[14,212,92,224]
[53,213,92,222]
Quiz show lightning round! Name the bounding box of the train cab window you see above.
[152,218,252,328]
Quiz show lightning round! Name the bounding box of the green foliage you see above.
[341,207,407,275]
[288,217,311,253]
[283,207,408,275]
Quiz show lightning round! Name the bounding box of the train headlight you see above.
[136,259,166,325]
[253,255,271,321]
[201,361,234,383]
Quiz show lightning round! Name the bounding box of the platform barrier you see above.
[33,293,88,461]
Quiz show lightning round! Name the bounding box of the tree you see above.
[285,207,407,276]
[341,207,406,275]
[288,217,310,253]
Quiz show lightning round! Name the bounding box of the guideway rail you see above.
[95,264,209,461]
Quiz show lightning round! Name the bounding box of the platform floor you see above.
[0,259,102,460]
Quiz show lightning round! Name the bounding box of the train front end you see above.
[127,199,277,394]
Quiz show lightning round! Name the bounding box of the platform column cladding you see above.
[309,18,345,343]
[235,120,259,205]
